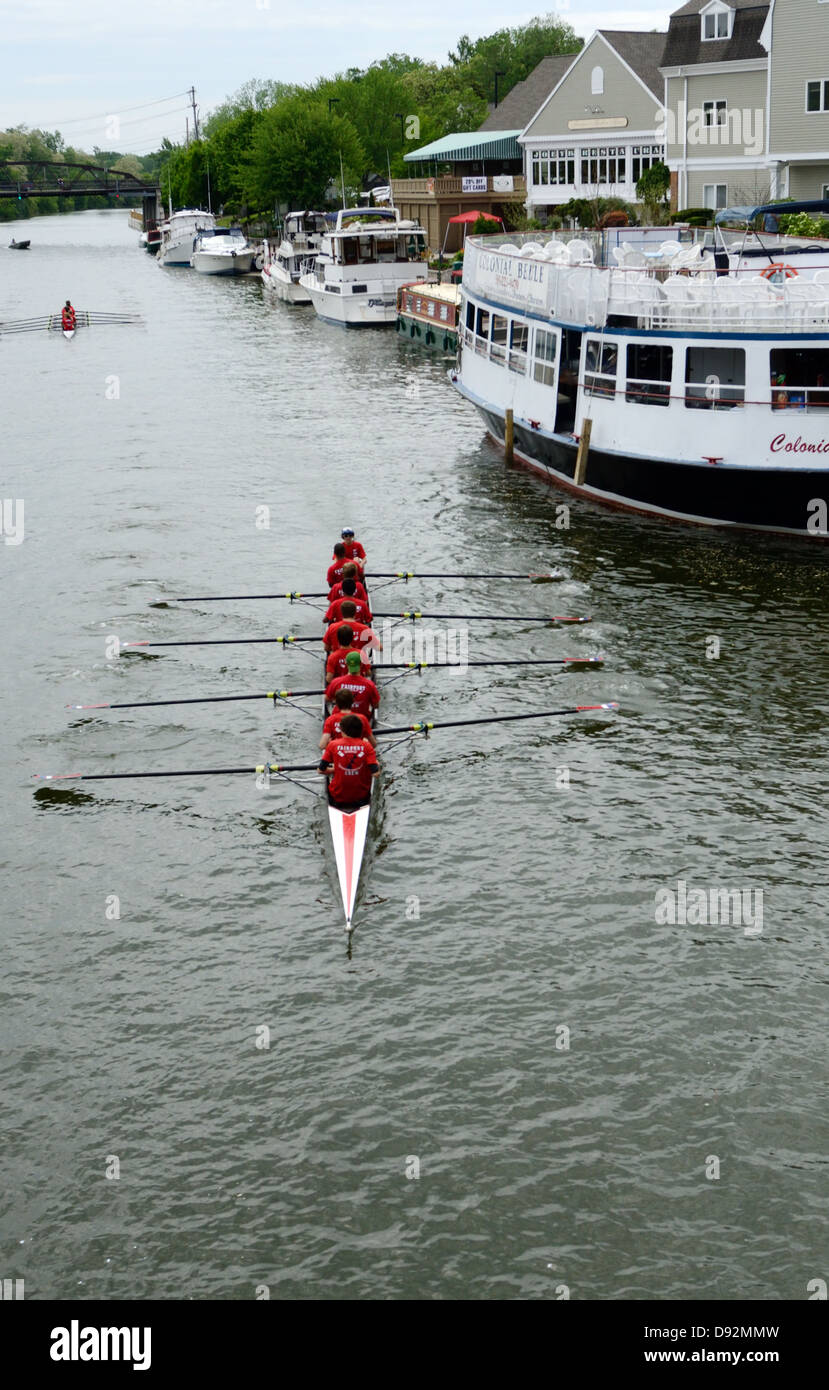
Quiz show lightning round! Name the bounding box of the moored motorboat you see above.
[191,226,255,276]
[262,211,327,303]
[299,206,428,326]
[157,209,216,267]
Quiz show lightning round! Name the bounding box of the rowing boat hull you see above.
[327,792,371,933]
[62,328,75,339]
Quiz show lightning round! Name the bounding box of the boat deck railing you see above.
[463,234,829,334]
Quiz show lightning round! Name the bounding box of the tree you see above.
[248,98,364,210]
[636,162,671,223]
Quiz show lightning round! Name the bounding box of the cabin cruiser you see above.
[156,209,216,267]
[191,226,255,276]
[261,211,327,303]
[298,207,427,326]
[452,200,829,538]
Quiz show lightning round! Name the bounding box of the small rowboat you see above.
[62,327,75,340]
[327,791,372,933]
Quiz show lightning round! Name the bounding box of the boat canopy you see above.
[715,199,829,225]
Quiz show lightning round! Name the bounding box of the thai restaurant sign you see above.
[472,246,550,311]
[462,176,488,193]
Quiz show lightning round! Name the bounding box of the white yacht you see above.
[191,226,255,276]
[261,211,328,303]
[298,207,428,326]
[156,209,216,268]
[452,199,829,538]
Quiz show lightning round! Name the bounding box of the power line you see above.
[58,105,190,136]
[49,91,190,127]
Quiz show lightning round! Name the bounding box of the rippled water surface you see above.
[1,211,827,1301]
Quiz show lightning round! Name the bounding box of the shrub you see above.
[599,209,629,228]
[670,208,713,226]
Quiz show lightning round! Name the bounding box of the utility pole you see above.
[494,71,506,108]
[189,86,200,142]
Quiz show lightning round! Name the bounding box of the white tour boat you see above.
[298,207,428,326]
[156,209,216,268]
[191,226,255,276]
[452,200,829,538]
[261,211,328,303]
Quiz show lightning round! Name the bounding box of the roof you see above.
[478,55,578,132]
[597,30,668,100]
[403,130,522,163]
[662,1,769,67]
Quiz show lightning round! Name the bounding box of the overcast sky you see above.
[0,0,674,153]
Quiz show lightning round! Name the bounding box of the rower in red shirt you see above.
[340,527,366,571]
[325,624,370,680]
[326,543,350,591]
[319,689,375,750]
[320,714,380,807]
[325,651,380,719]
[328,569,368,605]
[322,603,382,654]
[324,587,373,626]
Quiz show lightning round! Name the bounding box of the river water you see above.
[1,210,827,1302]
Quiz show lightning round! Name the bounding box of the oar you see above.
[166,573,566,602]
[121,635,322,649]
[67,688,323,711]
[374,611,590,625]
[65,657,604,714]
[33,761,321,784]
[375,702,620,735]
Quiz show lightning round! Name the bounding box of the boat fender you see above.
[415,324,421,337]
[761,263,797,281]
[410,324,416,337]
[425,330,434,344]
[254,250,264,271]
[443,334,450,350]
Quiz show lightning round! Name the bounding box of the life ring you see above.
[761,262,797,282]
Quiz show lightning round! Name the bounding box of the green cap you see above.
[345,651,363,672]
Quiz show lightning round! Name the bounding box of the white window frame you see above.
[591,65,604,96]
[805,79,829,113]
[823,184,829,199]
[701,3,733,41]
[703,99,728,128]
[703,183,729,210]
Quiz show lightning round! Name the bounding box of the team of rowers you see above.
[318,529,382,809]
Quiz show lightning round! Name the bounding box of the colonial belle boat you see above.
[299,206,428,327]
[453,201,829,537]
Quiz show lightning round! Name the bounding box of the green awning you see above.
[403,131,522,164]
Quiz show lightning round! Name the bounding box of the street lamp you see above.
[394,112,405,146]
[494,71,506,108]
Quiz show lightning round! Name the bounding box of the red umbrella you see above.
[442,209,504,257]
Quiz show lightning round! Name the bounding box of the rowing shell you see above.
[62,328,75,339]
[328,791,371,933]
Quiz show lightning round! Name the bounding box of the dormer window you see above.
[701,3,733,40]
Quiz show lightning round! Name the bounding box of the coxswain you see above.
[326,543,350,590]
[61,300,76,331]
[322,602,381,654]
[324,650,380,721]
[324,585,373,626]
[328,567,368,605]
[319,689,375,750]
[340,527,366,571]
[319,713,380,808]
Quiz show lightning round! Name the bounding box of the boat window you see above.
[466,299,475,331]
[342,238,358,265]
[475,306,490,354]
[685,347,745,409]
[626,343,673,406]
[533,328,558,386]
[509,321,529,375]
[490,315,508,363]
[769,349,829,412]
[584,338,618,398]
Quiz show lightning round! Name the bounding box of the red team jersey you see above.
[342,540,366,565]
[328,579,368,605]
[322,619,376,653]
[322,709,373,742]
[325,644,372,680]
[323,596,372,626]
[324,673,380,717]
[327,559,351,588]
[322,735,378,805]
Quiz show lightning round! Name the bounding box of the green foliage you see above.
[670,208,713,226]
[636,162,671,222]
[248,99,364,210]
[776,210,829,239]
[448,15,582,104]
